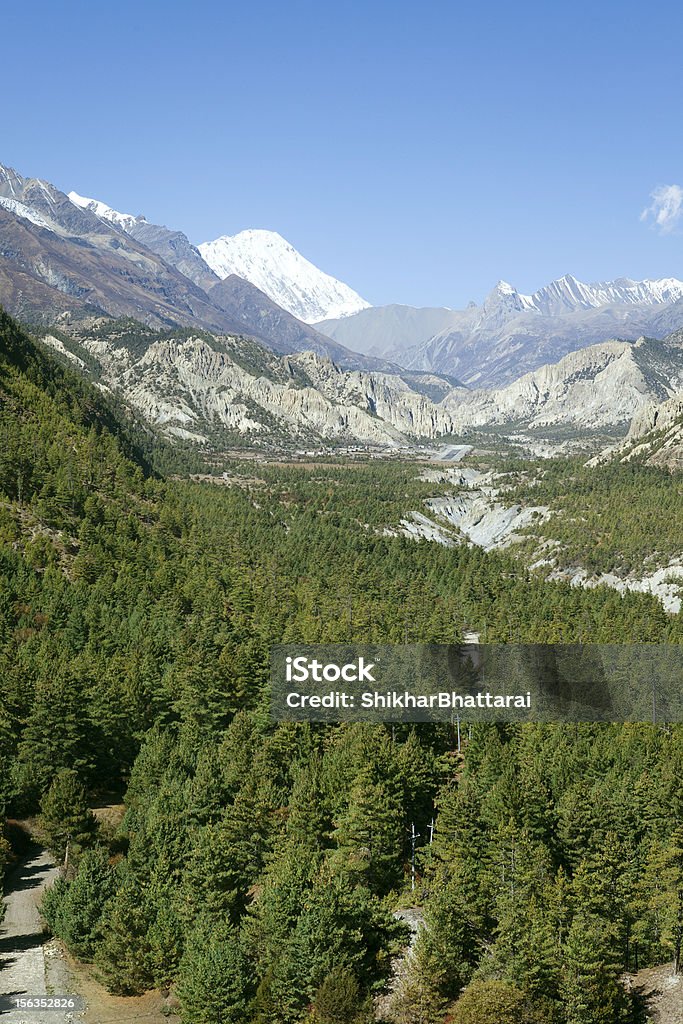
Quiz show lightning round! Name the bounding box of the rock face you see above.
[0,165,245,333]
[604,326,683,470]
[427,494,550,549]
[52,322,456,447]
[68,191,221,293]
[442,334,683,432]
[290,353,457,438]
[38,319,683,451]
[623,391,683,470]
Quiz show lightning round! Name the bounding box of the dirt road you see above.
[0,845,81,1023]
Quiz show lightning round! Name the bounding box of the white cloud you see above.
[641,184,683,234]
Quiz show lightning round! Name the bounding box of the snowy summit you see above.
[198,229,370,324]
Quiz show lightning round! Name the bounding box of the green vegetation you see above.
[1,308,682,1021]
[506,457,683,575]
[39,769,97,861]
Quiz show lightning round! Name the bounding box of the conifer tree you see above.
[176,920,251,1024]
[330,772,404,893]
[39,769,96,861]
[40,846,115,958]
[95,883,155,995]
[447,979,547,1024]
[313,966,369,1024]
[559,914,630,1024]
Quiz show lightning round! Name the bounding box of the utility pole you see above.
[409,823,420,891]
[449,712,461,753]
[428,818,436,845]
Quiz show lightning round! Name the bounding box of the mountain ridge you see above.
[68,189,221,293]
[27,310,683,454]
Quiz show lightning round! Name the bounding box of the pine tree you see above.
[635,827,683,974]
[39,769,96,861]
[40,846,115,959]
[313,966,368,1024]
[95,883,154,995]
[330,772,404,893]
[145,902,185,991]
[176,920,251,1024]
[447,979,547,1024]
[559,914,630,1024]
[414,875,478,1001]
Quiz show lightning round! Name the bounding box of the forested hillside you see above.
[1,308,682,1023]
[505,456,683,575]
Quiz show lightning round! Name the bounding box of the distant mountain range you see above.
[0,163,389,373]
[4,160,683,399]
[319,276,683,387]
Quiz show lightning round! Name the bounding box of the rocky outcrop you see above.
[628,393,683,438]
[41,318,683,451]
[442,336,683,431]
[290,352,457,437]
[622,392,683,470]
[72,331,418,446]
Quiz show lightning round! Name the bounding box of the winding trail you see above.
[1,845,80,1023]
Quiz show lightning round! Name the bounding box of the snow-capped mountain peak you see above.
[198,228,371,324]
[529,274,683,315]
[494,280,517,295]
[68,191,145,232]
[482,280,536,317]
[472,273,683,320]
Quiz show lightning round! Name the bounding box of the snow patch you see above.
[0,195,53,230]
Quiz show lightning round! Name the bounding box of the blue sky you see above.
[4,0,683,307]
